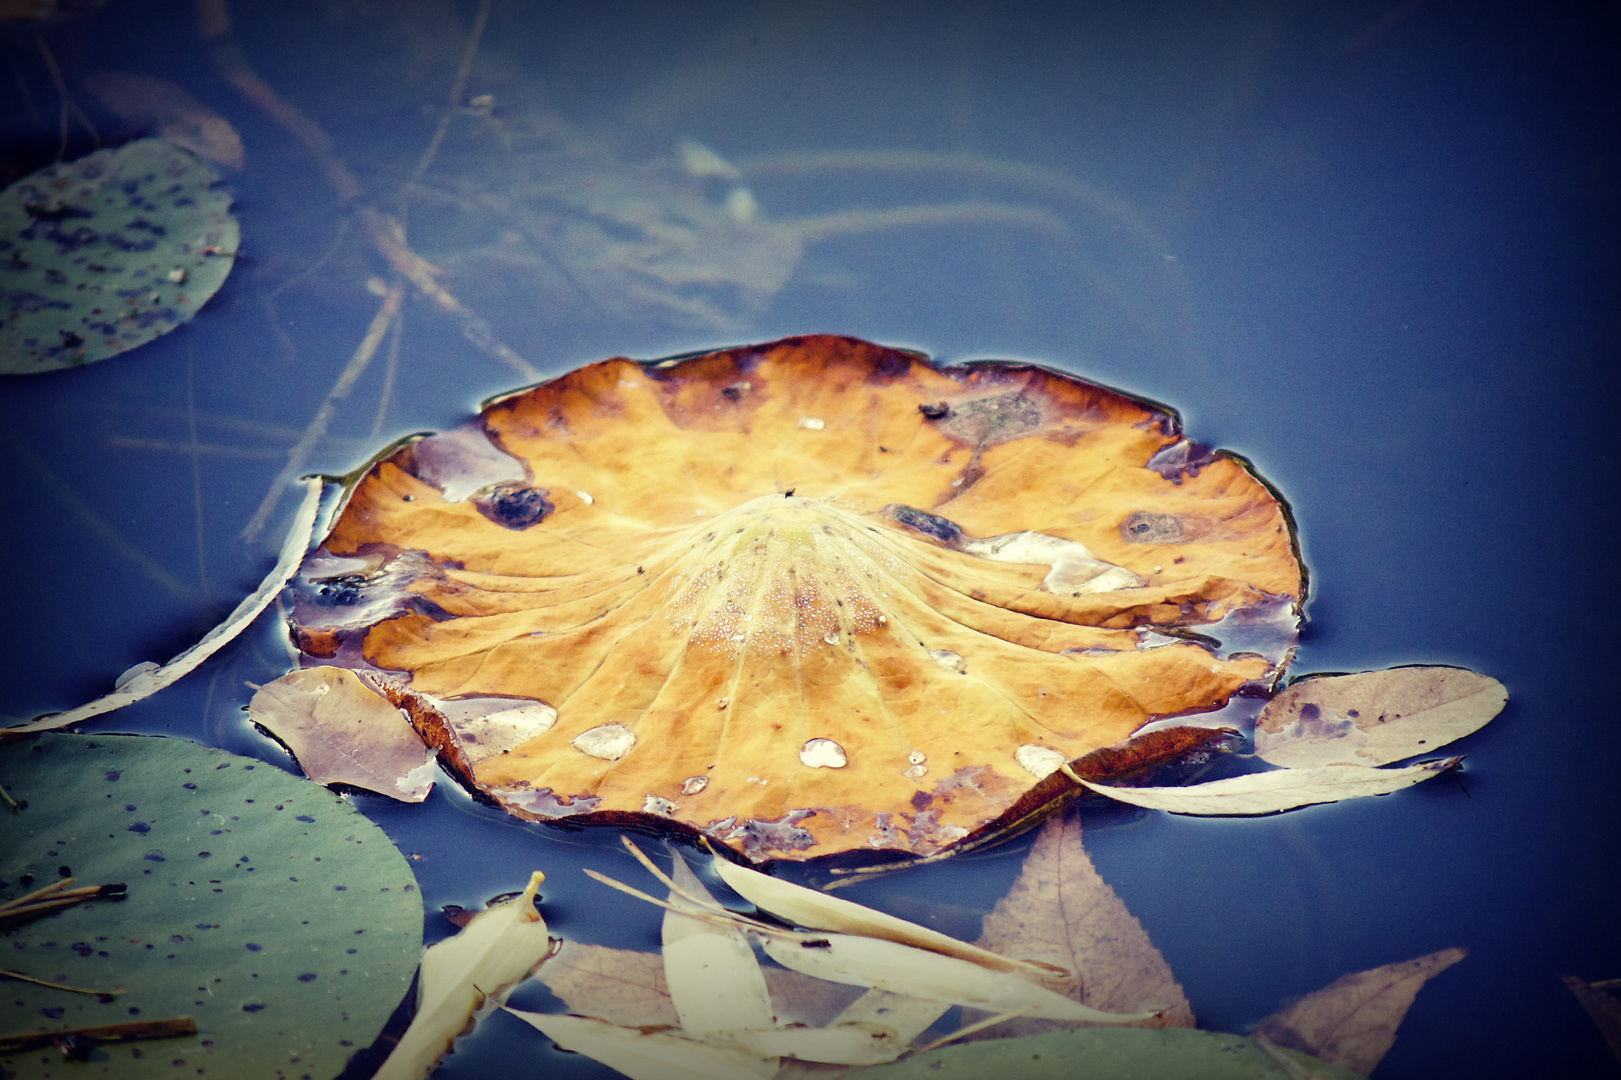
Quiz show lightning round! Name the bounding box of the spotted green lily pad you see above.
[0,734,421,1079]
[847,1028,1367,1079]
[0,138,238,374]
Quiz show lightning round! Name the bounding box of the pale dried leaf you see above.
[534,942,677,1027]
[248,667,435,801]
[1252,946,1467,1074]
[664,855,775,1032]
[830,990,952,1045]
[7,480,322,733]
[82,71,246,169]
[1079,758,1462,816]
[759,933,1159,1023]
[715,1021,908,1065]
[506,1010,778,1080]
[964,810,1192,1040]
[375,872,552,1080]
[1563,975,1621,1063]
[713,855,1051,976]
[1255,667,1506,768]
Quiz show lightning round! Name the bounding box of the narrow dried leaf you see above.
[374,872,552,1080]
[829,989,952,1045]
[716,1020,908,1065]
[1078,757,1462,816]
[758,933,1160,1023]
[506,1010,778,1080]
[663,855,775,1032]
[1562,976,1621,1063]
[82,71,246,169]
[1255,667,1506,768]
[713,854,1052,976]
[1252,946,1466,1074]
[965,810,1192,1040]
[534,942,677,1027]
[7,480,322,733]
[248,667,435,801]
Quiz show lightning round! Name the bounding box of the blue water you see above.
[2,3,1617,1077]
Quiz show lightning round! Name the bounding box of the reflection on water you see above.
[2,2,1617,1078]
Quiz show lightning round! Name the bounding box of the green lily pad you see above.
[851,1028,1368,1080]
[0,734,422,1079]
[0,138,238,374]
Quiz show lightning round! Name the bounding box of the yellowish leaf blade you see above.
[1252,946,1467,1074]
[830,989,952,1045]
[506,1010,779,1080]
[1255,667,1506,768]
[1078,758,1463,816]
[758,933,1161,1023]
[712,853,1055,977]
[967,810,1192,1039]
[248,667,435,800]
[7,479,323,733]
[375,872,552,1080]
[714,1021,908,1065]
[663,854,775,1032]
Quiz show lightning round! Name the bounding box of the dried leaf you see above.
[964,810,1192,1040]
[6,479,321,733]
[1255,667,1506,768]
[758,933,1160,1023]
[1078,757,1462,816]
[535,941,677,1027]
[248,666,435,801]
[1562,975,1621,1063]
[715,1021,908,1065]
[663,855,776,1032]
[712,854,1054,976]
[374,871,552,1080]
[82,71,246,170]
[290,336,1303,860]
[823,1027,1368,1079]
[506,1010,779,1080]
[1251,946,1466,1074]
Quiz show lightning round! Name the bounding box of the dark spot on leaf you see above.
[295,815,314,823]
[143,850,165,862]
[103,770,120,781]
[474,483,554,530]
[884,505,965,548]
[297,972,317,982]
[1299,703,1320,721]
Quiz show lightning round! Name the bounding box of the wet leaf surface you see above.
[1254,667,1506,769]
[963,809,1193,1040]
[0,138,238,374]
[1251,946,1467,1074]
[0,734,421,1080]
[289,335,1303,860]
[248,666,435,801]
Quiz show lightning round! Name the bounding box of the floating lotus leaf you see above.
[0,138,238,374]
[286,335,1303,861]
[0,733,421,1079]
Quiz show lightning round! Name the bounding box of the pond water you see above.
[2,2,1617,1077]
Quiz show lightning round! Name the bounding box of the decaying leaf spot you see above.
[1016,745,1069,779]
[288,335,1303,861]
[800,739,849,769]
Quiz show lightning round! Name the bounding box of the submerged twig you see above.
[0,968,124,998]
[0,880,126,922]
[241,281,403,542]
[0,1016,195,1053]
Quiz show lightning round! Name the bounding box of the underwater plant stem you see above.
[406,0,492,186]
[240,281,402,543]
[0,1016,196,1052]
[196,0,538,383]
